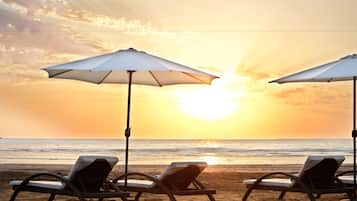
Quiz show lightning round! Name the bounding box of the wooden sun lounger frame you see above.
[242,158,354,201]
[111,172,216,201]
[9,157,129,201]
[9,172,129,201]
[243,172,353,201]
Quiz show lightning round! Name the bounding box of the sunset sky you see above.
[1,0,357,139]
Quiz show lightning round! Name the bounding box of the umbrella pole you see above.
[352,76,357,200]
[124,71,134,188]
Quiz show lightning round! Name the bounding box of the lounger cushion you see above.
[297,155,345,177]
[117,162,207,190]
[10,180,64,190]
[116,179,154,188]
[243,178,294,188]
[156,162,207,189]
[338,175,355,185]
[67,155,118,180]
[158,162,207,180]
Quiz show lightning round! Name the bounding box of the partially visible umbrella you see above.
[270,54,357,198]
[43,48,219,187]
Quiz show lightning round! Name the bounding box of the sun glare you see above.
[175,74,244,120]
[201,156,219,165]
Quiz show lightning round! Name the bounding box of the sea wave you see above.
[0,138,354,164]
[0,147,352,155]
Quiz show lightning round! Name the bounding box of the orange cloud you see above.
[271,84,352,110]
[236,66,271,80]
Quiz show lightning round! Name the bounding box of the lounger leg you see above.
[165,192,177,201]
[315,193,321,199]
[134,192,142,201]
[278,191,286,200]
[207,193,216,201]
[294,180,315,201]
[48,193,56,201]
[304,191,316,201]
[347,192,354,201]
[9,189,20,201]
[120,196,129,201]
[155,186,176,201]
[242,187,254,201]
[77,194,87,201]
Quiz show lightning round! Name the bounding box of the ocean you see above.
[0,138,353,165]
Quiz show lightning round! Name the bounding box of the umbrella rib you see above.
[149,71,162,87]
[97,70,112,84]
[181,72,209,84]
[48,69,73,78]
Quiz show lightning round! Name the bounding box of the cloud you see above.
[0,7,95,53]
[3,0,166,34]
[236,66,271,80]
[273,87,307,99]
[234,49,276,80]
[271,84,351,110]
[0,46,50,83]
[0,1,104,83]
[38,2,167,35]
[1,0,176,57]
[2,0,67,16]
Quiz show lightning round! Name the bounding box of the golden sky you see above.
[1,0,357,139]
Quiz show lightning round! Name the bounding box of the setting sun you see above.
[175,76,243,120]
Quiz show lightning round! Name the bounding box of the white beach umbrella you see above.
[270,53,357,197]
[43,48,219,187]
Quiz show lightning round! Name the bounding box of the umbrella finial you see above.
[128,47,137,51]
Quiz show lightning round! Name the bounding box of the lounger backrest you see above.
[155,162,207,190]
[66,156,118,192]
[296,155,344,188]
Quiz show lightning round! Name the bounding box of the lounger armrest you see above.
[334,172,355,189]
[14,172,81,195]
[251,172,301,188]
[336,171,357,177]
[333,176,348,187]
[113,172,160,184]
[112,172,173,194]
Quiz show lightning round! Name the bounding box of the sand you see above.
[0,164,353,201]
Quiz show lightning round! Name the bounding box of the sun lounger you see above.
[9,156,129,201]
[242,155,353,201]
[111,162,216,201]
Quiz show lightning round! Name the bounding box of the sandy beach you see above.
[0,164,354,201]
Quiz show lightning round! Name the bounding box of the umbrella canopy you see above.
[43,48,219,188]
[271,54,357,83]
[44,48,217,86]
[270,53,357,198]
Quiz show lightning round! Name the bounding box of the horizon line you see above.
[1,137,353,140]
